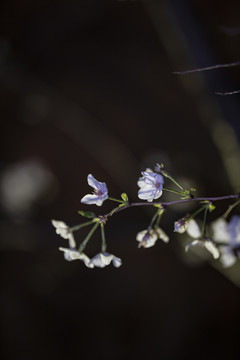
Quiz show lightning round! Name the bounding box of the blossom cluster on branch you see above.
[51,164,240,269]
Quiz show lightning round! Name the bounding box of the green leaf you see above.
[121,193,129,202]
[78,210,96,218]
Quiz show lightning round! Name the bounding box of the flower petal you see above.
[87,174,107,194]
[156,227,169,243]
[185,239,199,252]
[112,256,122,268]
[51,219,69,239]
[211,218,229,244]
[229,215,240,244]
[81,194,102,205]
[88,252,121,268]
[186,220,201,239]
[59,247,94,267]
[204,241,220,259]
[219,246,237,268]
[138,185,161,202]
[136,230,158,248]
[174,219,188,234]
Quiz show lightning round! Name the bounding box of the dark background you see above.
[1,0,240,359]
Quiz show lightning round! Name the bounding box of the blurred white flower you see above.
[185,219,220,259]
[0,159,56,216]
[88,252,122,268]
[51,219,75,248]
[136,227,169,248]
[138,169,164,202]
[212,216,240,267]
[186,219,202,238]
[81,174,108,206]
[59,247,94,268]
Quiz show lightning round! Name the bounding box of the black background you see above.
[1,1,240,359]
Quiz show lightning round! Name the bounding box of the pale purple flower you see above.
[81,174,108,206]
[138,169,164,202]
[59,247,94,268]
[185,219,220,259]
[88,252,122,268]
[136,227,169,248]
[211,216,240,267]
[136,229,158,248]
[174,218,188,234]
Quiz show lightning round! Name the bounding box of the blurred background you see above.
[1,0,240,359]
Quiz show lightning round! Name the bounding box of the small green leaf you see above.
[121,193,129,202]
[78,210,96,218]
[209,204,216,212]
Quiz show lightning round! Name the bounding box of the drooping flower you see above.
[136,227,169,248]
[185,219,220,259]
[51,219,75,248]
[136,229,158,248]
[174,217,189,234]
[59,247,94,268]
[88,252,122,268]
[81,174,108,206]
[211,216,240,267]
[138,169,164,202]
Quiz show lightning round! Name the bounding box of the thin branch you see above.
[215,90,240,96]
[173,61,240,75]
[104,194,240,218]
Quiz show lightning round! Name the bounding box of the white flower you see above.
[59,247,94,268]
[136,229,158,248]
[211,216,240,267]
[137,169,164,202]
[185,219,220,259]
[51,219,75,248]
[174,218,188,234]
[88,252,122,268]
[136,227,169,248]
[81,174,108,206]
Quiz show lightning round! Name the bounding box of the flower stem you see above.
[223,198,240,219]
[101,223,107,252]
[201,207,208,238]
[163,187,185,195]
[70,221,94,232]
[148,210,161,230]
[188,206,206,221]
[108,197,124,204]
[103,194,240,218]
[78,222,99,252]
[161,170,185,191]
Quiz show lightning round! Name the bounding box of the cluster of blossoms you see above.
[52,165,240,270]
